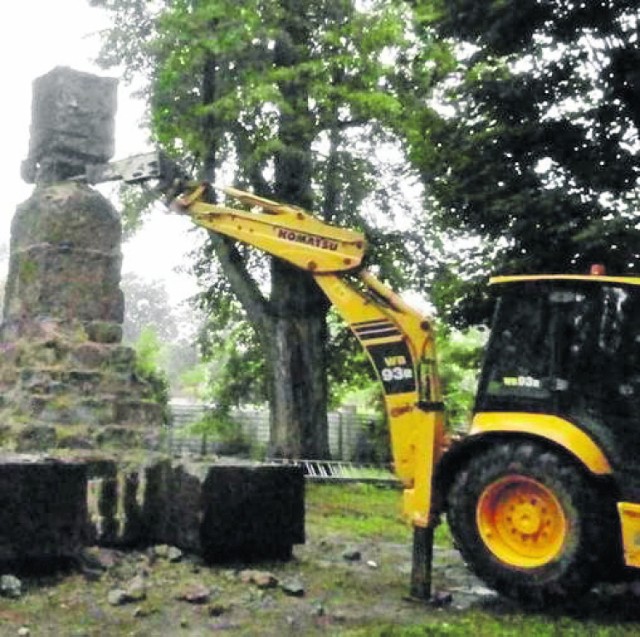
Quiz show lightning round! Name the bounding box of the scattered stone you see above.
[132,605,153,618]
[167,546,183,563]
[239,570,278,589]
[17,628,30,637]
[153,544,170,559]
[79,547,118,580]
[342,549,361,562]
[0,574,22,599]
[124,575,147,602]
[432,590,453,608]
[280,578,305,597]
[467,585,496,597]
[107,589,128,607]
[176,583,211,605]
[366,560,378,569]
[333,611,348,623]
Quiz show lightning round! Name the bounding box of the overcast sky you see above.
[0,0,198,304]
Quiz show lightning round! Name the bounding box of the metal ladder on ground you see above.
[268,458,399,485]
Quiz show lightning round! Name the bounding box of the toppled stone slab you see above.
[201,465,305,561]
[0,453,304,566]
[86,457,305,561]
[0,455,87,564]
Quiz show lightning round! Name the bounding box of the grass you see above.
[306,482,453,547]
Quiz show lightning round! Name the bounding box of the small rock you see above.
[432,591,453,608]
[281,578,305,597]
[153,544,170,559]
[85,547,120,570]
[125,575,147,602]
[107,589,128,606]
[467,585,495,597]
[0,575,22,599]
[333,611,348,623]
[342,549,361,562]
[239,570,278,589]
[17,628,30,637]
[176,583,211,605]
[366,560,378,569]
[167,547,183,563]
[254,572,278,589]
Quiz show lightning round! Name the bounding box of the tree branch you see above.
[207,232,272,334]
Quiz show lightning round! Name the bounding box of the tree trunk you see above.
[269,278,329,458]
[263,6,330,459]
[198,7,332,459]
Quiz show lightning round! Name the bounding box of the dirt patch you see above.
[0,534,494,636]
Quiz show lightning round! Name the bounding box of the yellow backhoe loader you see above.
[90,152,640,605]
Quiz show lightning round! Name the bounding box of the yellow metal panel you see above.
[314,272,445,527]
[490,274,640,287]
[618,502,640,568]
[470,413,612,475]
[174,189,366,274]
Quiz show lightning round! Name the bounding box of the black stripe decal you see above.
[353,319,394,328]
[355,327,402,340]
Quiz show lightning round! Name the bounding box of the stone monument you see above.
[0,67,167,450]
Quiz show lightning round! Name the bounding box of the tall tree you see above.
[406,0,640,324]
[91,0,443,457]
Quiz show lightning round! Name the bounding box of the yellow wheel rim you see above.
[477,475,568,568]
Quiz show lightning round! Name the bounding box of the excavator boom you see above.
[174,184,366,274]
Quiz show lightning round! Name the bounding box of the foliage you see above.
[0,241,7,314]
[121,272,178,343]
[132,326,171,422]
[405,0,640,324]
[436,324,487,432]
[326,310,380,410]
[193,300,268,410]
[187,406,253,455]
[121,273,200,393]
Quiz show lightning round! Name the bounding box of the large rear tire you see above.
[447,440,608,605]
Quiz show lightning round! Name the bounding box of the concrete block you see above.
[0,455,87,563]
[23,67,117,182]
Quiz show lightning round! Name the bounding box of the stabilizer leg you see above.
[410,525,434,600]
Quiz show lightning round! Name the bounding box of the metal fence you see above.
[168,401,383,462]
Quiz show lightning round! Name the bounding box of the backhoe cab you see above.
[87,151,640,605]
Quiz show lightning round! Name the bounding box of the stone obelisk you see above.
[0,67,166,451]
